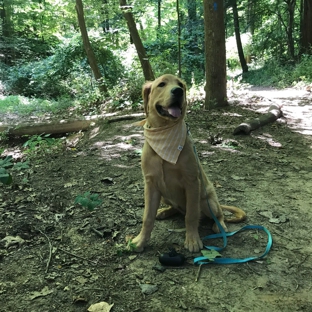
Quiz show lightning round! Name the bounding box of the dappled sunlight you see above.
[234,87,312,137]
[282,105,312,135]
[89,126,101,139]
[91,131,143,162]
[222,111,243,117]
[1,147,24,160]
[253,133,282,148]
[212,145,241,153]
[114,133,142,142]
[200,150,215,157]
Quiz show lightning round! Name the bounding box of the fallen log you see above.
[233,104,283,135]
[0,114,145,137]
[0,119,92,136]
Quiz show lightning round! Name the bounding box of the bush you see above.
[5,34,125,99]
[243,54,312,88]
[292,54,312,82]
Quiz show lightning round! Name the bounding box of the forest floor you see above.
[0,86,312,312]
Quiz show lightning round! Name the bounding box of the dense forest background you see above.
[0,0,312,113]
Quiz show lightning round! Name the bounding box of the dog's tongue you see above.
[168,107,181,118]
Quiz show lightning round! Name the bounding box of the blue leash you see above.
[193,224,273,265]
[190,130,273,265]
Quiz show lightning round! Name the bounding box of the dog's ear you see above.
[142,81,152,116]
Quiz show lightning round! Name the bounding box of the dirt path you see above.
[0,90,311,312]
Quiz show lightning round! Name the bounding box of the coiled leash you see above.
[187,126,273,265]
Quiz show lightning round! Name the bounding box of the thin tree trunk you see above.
[232,0,248,73]
[158,0,161,29]
[284,0,296,59]
[75,0,107,93]
[185,0,199,78]
[203,0,227,109]
[120,0,154,81]
[2,0,13,37]
[246,0,255,35]
[177,0,181,77]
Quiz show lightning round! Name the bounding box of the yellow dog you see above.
[132,74,246,252]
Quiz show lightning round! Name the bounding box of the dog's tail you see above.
[221,205,247,223]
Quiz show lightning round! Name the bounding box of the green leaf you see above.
[13,161,30,171]
[74,191,103,211]
[200,249,222,262]
[0,156,14,168]
[0,168,13,185]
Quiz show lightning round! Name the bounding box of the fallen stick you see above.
[39,230,53,273]
[233,104,283,135]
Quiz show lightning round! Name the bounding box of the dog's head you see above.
[142,74,187,127]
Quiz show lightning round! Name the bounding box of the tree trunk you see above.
[2,0,13,37]
[245,0,255,64]
[232,0,248,73]
[203,0,227,109]
[185,0,199,79]
[120,0,154,81]
[75,0,108,93]
[246,0,255,35]
[300,0,312,55]
[158,0,161,29]
[284,0,296,59]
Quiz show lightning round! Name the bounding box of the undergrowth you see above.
[0,96,73,115]
[243,55,312,88]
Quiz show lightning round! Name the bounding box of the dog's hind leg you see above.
[156,206,178,219]
[200,183,228,233]
[156,198,179,219]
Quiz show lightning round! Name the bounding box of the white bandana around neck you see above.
[143,120,187,164]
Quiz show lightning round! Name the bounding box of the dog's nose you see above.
[171,87,184,97]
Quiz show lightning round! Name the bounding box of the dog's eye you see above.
[178,82,184,88]
[158,82,166,87]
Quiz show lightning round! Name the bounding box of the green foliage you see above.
[23,134,61,155]
[115,240,137,256]
[1,0,312,113]
[0,156,30,185]
[244,56,312,88]
[1,37,54,65]
[107,70,145,111]
[0,95,73,116]
[74,191,103,211]
[0,167,12,185]
[292,54,312,81]
[5,34,125,100]
[0,156,14,185]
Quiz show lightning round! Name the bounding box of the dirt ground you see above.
[0,87,312,312]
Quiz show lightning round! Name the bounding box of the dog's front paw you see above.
[128,234,147,252]
[184,232,203,252]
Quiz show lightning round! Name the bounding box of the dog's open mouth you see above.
[156,103,182,118]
